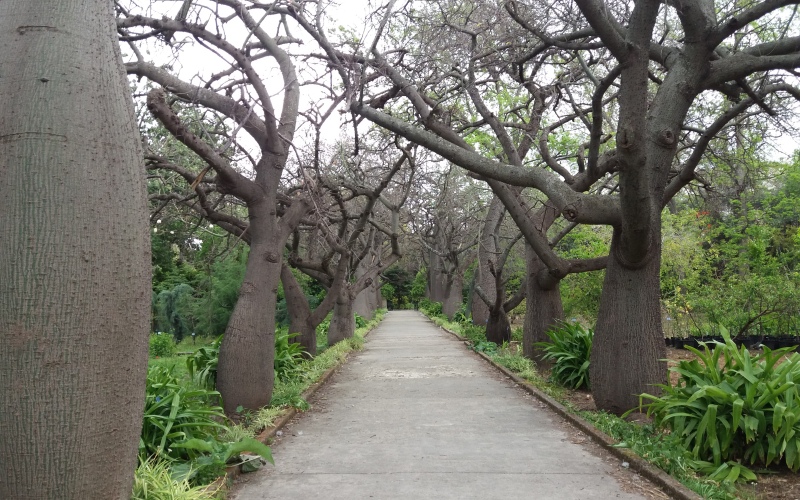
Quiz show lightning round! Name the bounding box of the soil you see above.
[548,347,800,499]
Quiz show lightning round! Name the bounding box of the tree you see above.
[288,138,413,344]
[295,0,800,413]
[118,1,312,413]
[0,1,150,497]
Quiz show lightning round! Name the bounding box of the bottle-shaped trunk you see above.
[328,290,356,346]
[281,264,317,357]
[523,245,564,363]
[486,308,512,345]
[590,228,666,415]
[0,1,151,497]
[217,236,282,414]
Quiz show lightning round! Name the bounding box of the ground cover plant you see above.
[638,328,800,480]
[536,322,594,390]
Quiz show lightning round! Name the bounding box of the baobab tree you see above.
[0,1,150,497]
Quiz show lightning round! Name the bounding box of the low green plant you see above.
[639,327,800,479]
[171,437,273,485]
[470,340,498,354]
[419,298,443,317]
[274,330,307,381]
[132,458,219,500]
[186,335,222,390]
[355,314,368,328]
[140,366,227,461]
[535,322,593,389]
[150,333,177,358]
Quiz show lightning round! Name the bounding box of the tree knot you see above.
[657,129,676,147]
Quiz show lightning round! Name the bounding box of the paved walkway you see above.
[231,311,656,499]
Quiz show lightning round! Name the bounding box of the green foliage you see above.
[536,322,593,390]
[274,330,307,382]
[639,327,800,476]
[409,268,427,306]
[140,367,227,462]
[186,336,222,390]
[555,225,610,319]
[155,283,195,342]
[193,250,247,337]
[418,298,443,317]
[355,314,368,329]
[150,333,177,358]
[171,437,273,485]
[132,458,219,500]
[470,340,498,354]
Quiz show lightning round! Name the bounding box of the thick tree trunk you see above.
[486,308,512,345]
[442,274,463,319]
[0,1,150,497]
[590,228,666,415]
[353,259,380,320]
[328,289,356,345]
[523,245,564,363]
[472,197,505,325]
[217,203,281,414]
[281,264,317,357]
[427,252,447,302]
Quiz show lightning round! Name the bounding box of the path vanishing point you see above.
[231,310,665,500]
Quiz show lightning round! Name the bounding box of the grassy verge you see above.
[423,311,738,500]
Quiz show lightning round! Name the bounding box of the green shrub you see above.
[141,366,227,461]
[186,335,222,390]
[150,333,177,358]
[639,327,800,479]
[536,322,593,390]
[419,298,443,317]
[471,340,498,354]
[355,314,367,329]
[274,330,307,381]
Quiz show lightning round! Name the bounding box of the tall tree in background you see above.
[0,1,150,497]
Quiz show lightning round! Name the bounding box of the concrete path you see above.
[231,311,658,500]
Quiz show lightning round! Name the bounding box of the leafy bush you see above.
[355,314,367,329]
[186,336,222,390]
[419,298,443,317]
[141,366,227,461]
[639,327,800,478]
[150,333,177,358]
[536,322,593,390]
[470,340,498,354]
[274,330,307,381]
[172,437,273,485]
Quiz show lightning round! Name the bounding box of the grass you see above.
[422,311,740,500]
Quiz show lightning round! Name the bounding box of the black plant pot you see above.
[739,336,760,349]
[761,337,780,350]
[684,338,700,349]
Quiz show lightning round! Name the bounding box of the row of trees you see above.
[2,0,799,496]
